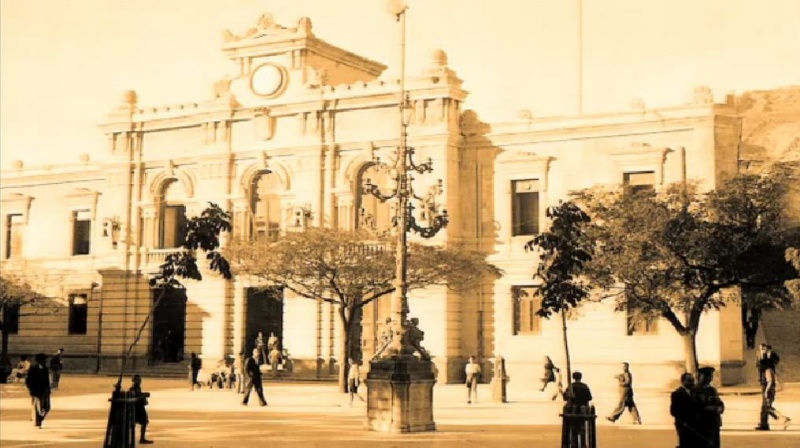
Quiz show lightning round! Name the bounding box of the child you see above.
[129,375,153,444]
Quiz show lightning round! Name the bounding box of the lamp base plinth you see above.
[365,355,436,433]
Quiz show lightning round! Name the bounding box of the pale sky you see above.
[2,0,799,167]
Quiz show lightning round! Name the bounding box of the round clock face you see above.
[251,64,285,97]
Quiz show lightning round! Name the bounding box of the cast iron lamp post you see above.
[363,0,448,433]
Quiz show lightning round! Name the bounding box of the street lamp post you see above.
[363,0,448,433]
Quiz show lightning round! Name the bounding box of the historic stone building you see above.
[1,13,769,392]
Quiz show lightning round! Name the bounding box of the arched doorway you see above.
[249,171,282,241]
[151,288,187,363]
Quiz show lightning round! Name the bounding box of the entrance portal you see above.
[152,288,187,363]
[245,287,283,355]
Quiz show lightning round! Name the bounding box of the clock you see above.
[250,63,286,97]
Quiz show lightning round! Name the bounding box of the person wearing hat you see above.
[25,353,51,428]
[693,367,725,447]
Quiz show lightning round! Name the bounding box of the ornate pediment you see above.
[222,14,313,43]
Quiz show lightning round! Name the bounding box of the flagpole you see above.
[578,0,584,115]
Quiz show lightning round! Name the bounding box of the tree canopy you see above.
[225,227,501,391]
[225,228,500,309]
[577,166,800,372]
[524,201,594,383]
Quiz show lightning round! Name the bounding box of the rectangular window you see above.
[512,179,540,236]
[3,304,20,334]
[512,286,542,335]
[72,210,92,255]
[623,171,656,194]
[625,297,658,335]
[160,205,187,249]
[5,214,24,259]
[68,294,88,335]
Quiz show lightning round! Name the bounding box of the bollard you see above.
[103,386,138,448]
[560,404,597,448]
[490,356,509,403]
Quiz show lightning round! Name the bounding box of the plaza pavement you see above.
[1,375,799,447]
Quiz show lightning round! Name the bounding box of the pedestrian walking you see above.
[242,348,267,406]
[540,356,562,400]
[49,348,64,389]
[606,362,642,424]
[755,367,791,431]
[189,352,202,391]
[757,344,780,385]
[347,358,365,405]
[129,375,153,444]
[670,372,698,447]
[25,353,51,428]
[564,371,593,408]
[465,356,482,404]
[693,366,725,448]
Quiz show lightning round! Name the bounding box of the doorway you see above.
[245,287,283,354]
[151,288,187,363]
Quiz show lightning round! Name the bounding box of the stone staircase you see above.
[761,308,800,383]
[139,361,190,379]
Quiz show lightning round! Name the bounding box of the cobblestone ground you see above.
[1,376,798,447]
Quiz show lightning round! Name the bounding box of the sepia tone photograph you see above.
[1,1,799,446]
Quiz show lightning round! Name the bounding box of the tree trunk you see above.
[1,326,10,367]
[561,310,572,385]
[337,308,352,394]
[681,331,699,375]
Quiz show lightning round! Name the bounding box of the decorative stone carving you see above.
[629,98,646,110]
[212,77,233,98]
[253,108,276,141]
[459,110,491,136]
[222,14,312,42]
[425,49,462,87]
[693,86,714,104]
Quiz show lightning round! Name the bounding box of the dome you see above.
[431,49,448,67]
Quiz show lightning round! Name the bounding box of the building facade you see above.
[1,14,750,391]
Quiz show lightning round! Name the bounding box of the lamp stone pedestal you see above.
[365,355,436,433]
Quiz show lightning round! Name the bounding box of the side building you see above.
[1,13,749,390]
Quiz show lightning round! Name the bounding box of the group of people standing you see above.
[669,367,726,448]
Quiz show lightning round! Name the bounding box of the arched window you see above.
[158,180,187,249]
[355,164,393,233]
[250,171,282,241]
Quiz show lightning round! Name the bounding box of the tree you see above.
[578,167,800,374]
[225,227,500,392]
[524,201,593,385]
[0,273,60,370]
[114,202,232,389]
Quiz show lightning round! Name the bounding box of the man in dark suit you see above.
[242,348,268,407]
[26,353,51,428]
[757,344,781,385]
[693,367,725,448]
[670,372,697,447]
[564,371,593,408]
